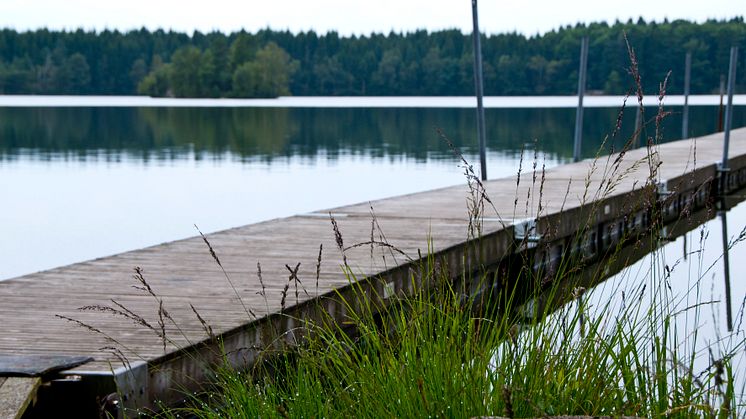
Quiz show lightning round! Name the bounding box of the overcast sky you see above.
[0,0,743,36]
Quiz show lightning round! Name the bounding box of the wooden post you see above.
[471,0,487,181]
[573,36,589,162]
[0,377,41,419]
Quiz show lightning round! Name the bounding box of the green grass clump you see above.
[164,244,743,418]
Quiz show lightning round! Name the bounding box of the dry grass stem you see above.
[329,213,349,267]
[195,225,256,320]
[315,243,323,296]
[190,303,215,342]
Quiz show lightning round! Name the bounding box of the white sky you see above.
[0,0,743,36]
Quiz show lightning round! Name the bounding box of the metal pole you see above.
[681,52,691,140]
[718,75,725,132]
[719,208,733,331]
[471,0,487,181]
[722,46,738,171]
[573,36,589,162]
[634,106,642,147]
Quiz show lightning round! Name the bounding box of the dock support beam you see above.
[471,0,487,181]
[573,36,589,162]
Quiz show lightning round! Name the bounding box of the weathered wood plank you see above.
[0,377,41,419]
[0,355,92,376]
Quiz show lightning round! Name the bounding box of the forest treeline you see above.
[0,18,744,98]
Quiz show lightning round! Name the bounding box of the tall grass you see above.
[160,230,743,418]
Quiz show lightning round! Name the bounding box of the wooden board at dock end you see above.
[0,377,42,419]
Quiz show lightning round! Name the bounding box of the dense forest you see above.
[0,18,744,98]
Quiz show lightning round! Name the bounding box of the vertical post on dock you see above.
[634,106,643,147]
[471,0,487,181]
[573,36,589,162]
[721,46,738,172]
[718,75,726,132]
[681,52,691,140]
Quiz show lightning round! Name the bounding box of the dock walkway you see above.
[2,127,746,413]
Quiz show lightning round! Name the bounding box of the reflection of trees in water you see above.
[0,106,744,161]
[138,107,298,159]
[0,107,153,155]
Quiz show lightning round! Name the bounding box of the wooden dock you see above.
[2,127,746,415]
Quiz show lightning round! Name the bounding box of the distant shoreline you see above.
[1,95,745,108]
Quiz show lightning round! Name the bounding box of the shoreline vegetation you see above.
[0,18,744,98]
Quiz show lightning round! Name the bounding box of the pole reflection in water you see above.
[719,204,734,332]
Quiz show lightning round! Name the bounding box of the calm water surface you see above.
[567,199,746,389]
[1,102,745,282]
[2,97,746,400]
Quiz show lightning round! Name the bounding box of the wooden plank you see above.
[0,377,41,419]
[0,355,92,376]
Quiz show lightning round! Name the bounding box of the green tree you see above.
[603,70,624,94]
[208,36,231,94]
[169,46,203,97]
[59,52,91,93]
[35,53,57,93]
[372,49,403,94]
[0,57,32,93]
[231,42,297,98]
[137,63,171,96]
[229,32,257,70]
[313,57,354,94]
[1,21,745,96]
[129,58,148,91]
[231,61,259,97]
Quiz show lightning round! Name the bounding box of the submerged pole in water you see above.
[721,46,738,172]
[681,52,691,140]
[573,36,589,162]
[471,0,487,181]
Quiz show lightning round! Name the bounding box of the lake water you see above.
[2,95,745,405]
[573,199,746,382]
[1,97,745,282]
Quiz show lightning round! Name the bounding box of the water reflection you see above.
[1,106,744,162]
[719,197,738,332]
[546,194,746,388]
